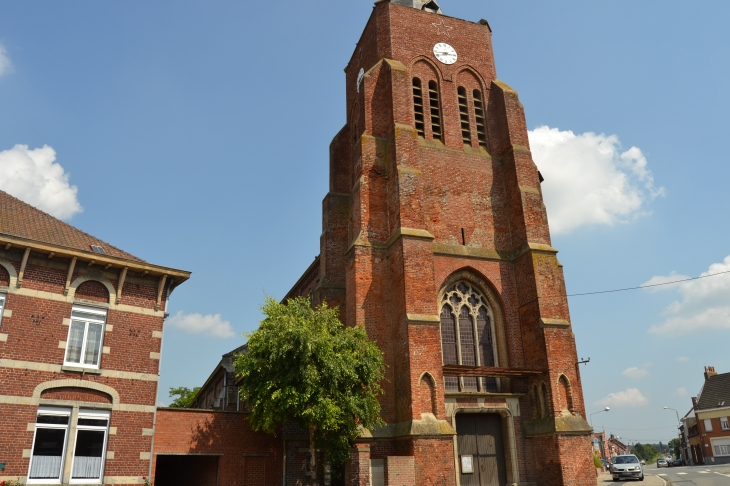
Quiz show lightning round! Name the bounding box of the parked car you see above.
[669,459,682,467]
[601,459,611,470]
[657,458,668,468]
[610,455,644,481]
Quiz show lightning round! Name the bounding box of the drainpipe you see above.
[148,280,173,481]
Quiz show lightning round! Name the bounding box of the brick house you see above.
[688,367,730,465]
[592,432,629,463]
[0,189,190,485]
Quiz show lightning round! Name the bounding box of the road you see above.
[647,463,730,486]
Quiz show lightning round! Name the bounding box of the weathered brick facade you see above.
[287,2,595,484]
[0,190,190,485]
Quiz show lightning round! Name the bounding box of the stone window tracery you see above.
[440,281,499,393]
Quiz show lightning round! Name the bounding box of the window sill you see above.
[61,365,102,375]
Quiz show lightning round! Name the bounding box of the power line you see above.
[567,270,730,297]
[599,425,676,431]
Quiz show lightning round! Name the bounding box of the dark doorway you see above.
[456,413,507,486]
[155,455,219,486]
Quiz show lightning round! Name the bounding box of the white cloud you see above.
[646,256,730,335]
[0,44,12,77]
[167,311,236,338]
[528,126,664,234]
[676,387,688,397]
[594,388,649,408]
[622,366,650,379]
[0,144,82,220]
[676,356,690,362]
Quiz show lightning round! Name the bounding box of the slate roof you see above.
[0,189,144,262]
[696,371,730,410]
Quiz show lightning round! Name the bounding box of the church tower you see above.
[301,1,595,484]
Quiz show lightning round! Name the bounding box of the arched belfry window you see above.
[428,80,443,141]
[440,281,499,393]
[457,87,471,145]
[412,78,425,137]
[473,89,487,148]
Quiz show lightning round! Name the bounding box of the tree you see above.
[632,443,658,463]
[668,438,681,459]
[168,386,201,408]
[235,296,385,481]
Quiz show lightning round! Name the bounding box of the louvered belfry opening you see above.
[473,89,487,148]
[428,80,442,141]
[412,78,425,137]
[457,87,471,145]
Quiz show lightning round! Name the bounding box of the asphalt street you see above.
[646,463,730,486]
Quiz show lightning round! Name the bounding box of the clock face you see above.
[357,68,365,93]
[433,43,457,65]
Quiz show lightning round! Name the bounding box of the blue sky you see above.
[1,1,729,445]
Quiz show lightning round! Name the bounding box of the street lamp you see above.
[663,406,680,425]
[664,406,682,460]
[590,407,610,427]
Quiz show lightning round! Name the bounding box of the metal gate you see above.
[456,413,507,486]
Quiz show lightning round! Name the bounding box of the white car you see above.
[610,454,644,481]
[656,458,668,468]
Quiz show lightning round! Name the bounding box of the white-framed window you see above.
[721,417,729,431]
[704,419,714,433]
[712,438,730,457]
[70,409,111,483]
[64,305,107,369]
[0,292,6,326]
[27,407,111,484]
[28,407,71,484]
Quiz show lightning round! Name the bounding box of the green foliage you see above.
[1,480,25,486]
[593,454,603,468]
[235,296,386,467]
[168,386,201,408]
[668,438,681,459]
[632,443,658,463]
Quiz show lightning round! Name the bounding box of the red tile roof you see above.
[0,189,144,262]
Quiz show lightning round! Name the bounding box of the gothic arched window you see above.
[440,281,499,393]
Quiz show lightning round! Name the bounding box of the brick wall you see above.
[152,408,282,486]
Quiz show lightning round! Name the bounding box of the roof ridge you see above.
[0,189,145,262]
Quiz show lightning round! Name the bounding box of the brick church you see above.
[0,1,596,485]
[284,0,595,484]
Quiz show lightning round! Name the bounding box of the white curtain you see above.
[72,456,102,479]
[66,322,85,363]
[29,455,62,479]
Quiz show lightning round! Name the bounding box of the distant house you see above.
[678,408,696,464]
[688,366,730,465]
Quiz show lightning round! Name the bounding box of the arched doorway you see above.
[455,413,507,486]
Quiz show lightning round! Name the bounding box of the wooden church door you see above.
[456,413,507,486]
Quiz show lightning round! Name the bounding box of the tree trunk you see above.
[309,425,317,482]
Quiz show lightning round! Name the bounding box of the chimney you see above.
[704,366,718,381]
[691,397,698,409]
